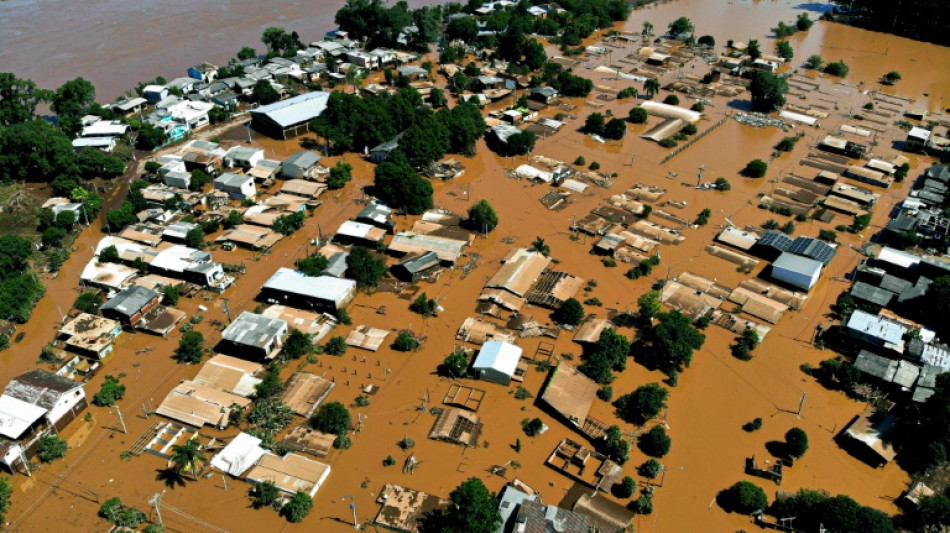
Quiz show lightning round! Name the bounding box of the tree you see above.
[421,477,502,533]
[440,349,469,378]
[345,246,387,289]
[721,481,768,513]
[251,480,280,509]
[639,425,671,457]
[584,113,606,135]
[0,477,11,523]
[0,73,51,126]
[668,16,694,36]
[325,336,347,356]
[327,161,353,189]
[237,46,258,60]
[638,291,662,322]
[614,476,636,498]
[374,152,433,214]
[776,40,794,60]
[467,200,499,233]
[0,120,79,184]
[99,497,124,522]
[74,291,103,315]
[530,237,550,256]
[643,78,660,99]
[283,328,313,359]
[598,425,629,464]
[824,60,850,77]
[282,491,313,523]
[747,39,762,59]
[629,107,649,124]
[499,130,536,156]
[92,375,126,406]
[553,298,585,326]
[273,212,305,236]
[880,71,901,85]
[295,253,329,277]
[639,459,662,479]
[806,54,824,69]
[189,169,211,191]
[731,328,760,360]
[174,330,204,364]
[663,94,680,106]
[697,35,715,47]
[170,439,207,481]
[603,118,627,140]
[399,114,450,168]
[37,435,68,463]
[162,284,180,306]
[410,293,438,316]
[616,383,669,424]
[312,401,351,435]
[52,77,96,136]
[749,71,788,112]
[785,427,809,458]
[136,123,166,150]
[252,80,280,105]
[796,12,814,31]
[916,494,950,529]
[254,364,284,398]
[770,489,894,533]
[853,213,872,231]
[579,328,630,384]
[392,331,419,351]
[222,209,243,229]
[744,159,769,178]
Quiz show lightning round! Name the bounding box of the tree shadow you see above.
[726,99,753,112]
[765,440,788,459]
[155,467,187,488]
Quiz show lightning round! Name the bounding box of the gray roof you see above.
[772,252,823,277]
[854,350,896,380]
[395,251,440,274]
[262,267,356,306]
[496,486,537,533]
[215,172,253,187]
[224,146,262,161]
[886,215,919,233]
[397,65,427,76]
[926,164,950,183]
[850,282,894,307]
[5,370,83,410]
[531,86,558,97]
[284,150,322,169]
[221,312,287,348]
[324,252,349,278]
[371,132,405,154]
[356,202,393,226]
[250,91,330,128]
[879,274,913,294]
[100,286,159,316]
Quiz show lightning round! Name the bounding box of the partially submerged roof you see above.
[251,91,330,128]
[428,407,481,447]
[156,381,251,428]
[221,312,287,349]
[245,452,331,497]
[0,394,47,439]
[540,363,597,426]
[374,484,449,532]
[262,268,356,306]
[192,355,263,397]
[486,248,551,298]
[389,232,467,263]
[100,285,159,316]
[5,370,84,410]
[843,412,897,463]
[472,341,523,377]
[281,372,334,418]
[210,432,266,476]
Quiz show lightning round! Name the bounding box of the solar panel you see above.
[789,237,836,264]
[758,231,793,251]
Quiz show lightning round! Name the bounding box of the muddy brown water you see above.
[3,1,949,532]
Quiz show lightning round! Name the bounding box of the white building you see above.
[770,252,823,291]
[472,341,523,385]
[214,172,257,201]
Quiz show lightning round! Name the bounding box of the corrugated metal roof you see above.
[251,91,330,128]
[262,268,356,306]
[221,312,287,349]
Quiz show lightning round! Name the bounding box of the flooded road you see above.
[0,0,439,100]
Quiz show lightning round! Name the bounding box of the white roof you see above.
[151,245,210,273]
[166,101,215,122]
[472,341,523,377]
[780,110,817,126]
[263,268,356,306]
[876,246,920,269]
[336,220,377,240]
[81,260,138,289]
[72,137,116,148]
[846,310,907,346]
[210,432,267,476]
[215,172,254,188]
[909,127,931,141]
[81,120,129,137]
[515,164,553,183]
[143,85,166,93]
[640,101,701,123]
[0,394,47,439]
[251,91,330,128]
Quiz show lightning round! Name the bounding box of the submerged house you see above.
[219,312,289,361]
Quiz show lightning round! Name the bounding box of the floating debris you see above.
[733,112,786,129]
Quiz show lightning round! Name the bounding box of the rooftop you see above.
[540,363,598,426]
[100,285,159,317]
[262,268,356,306]
[5,370,83,410]
[251,91,330,128]
[0,394,47,439]
[221,312,288,349]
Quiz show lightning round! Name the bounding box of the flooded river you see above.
[3,1,949,532]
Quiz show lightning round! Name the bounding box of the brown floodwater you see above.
[3,1,949,532]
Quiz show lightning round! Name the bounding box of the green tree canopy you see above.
[174,331,205,364]
[615,383,669,424]
[421,477,502,533]
[0,73,51,126]
[252,80,280,105]
[744,158,769,178]
[603,118,627,140]
[584,113,606,135]
[720,481,768,513]
[374,151,433,214]
[0,120,78,184]
[629,107,649,124]
[642,310,706,373]
[638,425,672,457]
[785,427,809,458]
[467,199,499,233]
[770,489,893,533]
[553,297,585,326]
[668,16,694,36]
[311,401,351,435]
[345,246,388,288]
[282,328,313,359]
[749,71,788,112]
[52,77,96,136]
[579,328,630,384]
[281,491,313,523]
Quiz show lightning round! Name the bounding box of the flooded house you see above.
[218,312,289,361]
[471,340,523,386]
[214,172,256,201]
[250,91,330,139]
[770,252,823,291]
[222,146,265,170]
[260,268,357,313]
[281,151,323,179]
[100,285,186,336]
[280,372,335,418]
[58,313,123,360]
[4,370,87,433]
[373,484,449,532]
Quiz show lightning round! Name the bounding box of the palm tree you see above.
[644,78,661,99]
[642,21,654,37]
[530,237,550,257]
[169,439,207,482]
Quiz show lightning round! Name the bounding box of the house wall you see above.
[260,288,344,313]
[48,392,87,430]
[476,367,512,386]
[771,266,818,291]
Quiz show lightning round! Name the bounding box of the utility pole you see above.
[115,406,127,434]
[345,495,360,529]
[149,490,165,525]
[19,447,31,477]
[797,392,806,417]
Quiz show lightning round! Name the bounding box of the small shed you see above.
[472,341,523,385]
[770,252,822,291]
[391,252,440,282]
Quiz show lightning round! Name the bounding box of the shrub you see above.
[824,60,849,77]
[638,426,672,457]
[99,497,124,521]
[681,123,698,135]
[721,481,768,513]
[742,418,763,432]
[819,229,837,242]
[37,435,68,463]
[116,507,146,529]
[691,102,705,112]
[743,159,768,178]
[574,155,586,166]
[613,476,636,498]
[785,427,809,458]
[251,480,280,509]
[639,458,662,479]
[392,331,419,351]
[628,107,648,124]
[658,138,677,148]
[714,177,731,190]
[597,386,614,402]
[589,161,600,171]
[521,417,544,436]
[325,336,347,356]
[383,455,397,466]
[281,492,313,523]
[663,94,680,106]
[775,136,799,152]
[409,293,438,316]
[93,375,126,406]
[398,437,415,450]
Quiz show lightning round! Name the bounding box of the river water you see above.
[0,0,437,100]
